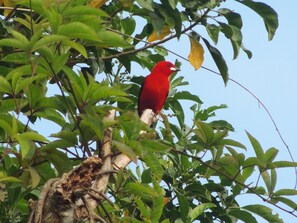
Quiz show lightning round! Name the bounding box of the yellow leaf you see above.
[89,0,108,8]
[147,26,171,42]
[188,36,204,70]
[2,0,16,17]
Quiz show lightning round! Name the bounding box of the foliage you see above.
[0,0,295,222]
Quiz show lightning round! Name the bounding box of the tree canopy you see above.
[0,0,296,222]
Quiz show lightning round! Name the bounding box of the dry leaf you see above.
[188,36,204,70]
[89,0,108,8]
[147,26,171,42]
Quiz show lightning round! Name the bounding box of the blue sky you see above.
[158,0,297,222]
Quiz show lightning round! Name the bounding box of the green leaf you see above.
[28,166,41,188]
[119,112,141,141]
[62,5,109,17]
[219,22,242,59]
[14,134,35,160]
[41,139,75,152]
[261,170,271,193]
[247,186,266,195]
[136,0,154,11]
[270,168,277,193]
[195,121,214,144]
[51,130,78,145]
[135,197,150,218]
[151,186,165,222]
[113,141,137,161]
[121,17,136,36]
[0,172,22,183]
[46,8,62,34]
[218,8,243,29]
[229,208,257,223]
[236,0,278,40]
[58,22,98,41]
[175,190,189,222]
[46,149,73,175]
[268,161,297,168]
[149,12,165,36]
[143,152,163,181]
[271,197,297,210]
[243,204,283,223]
[32,35,67,50]
[168,0,177,9]
[243,157,264,168]
[80,114,104,140]
[0,38,26,49]
[35,109,66,126]
[96,30,130,48]
[141,140,170,152]
[263,147,278,162]
[202,37,229,85]
[273,189,297,197]
[92,86,128,100]
[173,91,203,104]
[2,52,30,64]
[10,29,29,47]
[125,182,158,200]
[168,99,184,128]
[206,24,220,45]
[0,99,27,113]
[18,132,49,143]
[190,203,216,221]
[0,76,12,94]
[218,139,246,150]
[15,75,46,95]
[246,131,264,159]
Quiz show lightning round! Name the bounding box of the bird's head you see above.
[152,61,180,77]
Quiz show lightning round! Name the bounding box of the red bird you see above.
[138,61,180,116]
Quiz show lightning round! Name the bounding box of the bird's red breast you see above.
[138,61,179,116]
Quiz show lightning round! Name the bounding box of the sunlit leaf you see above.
[188,34,204,70]
[190,203,215,221]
